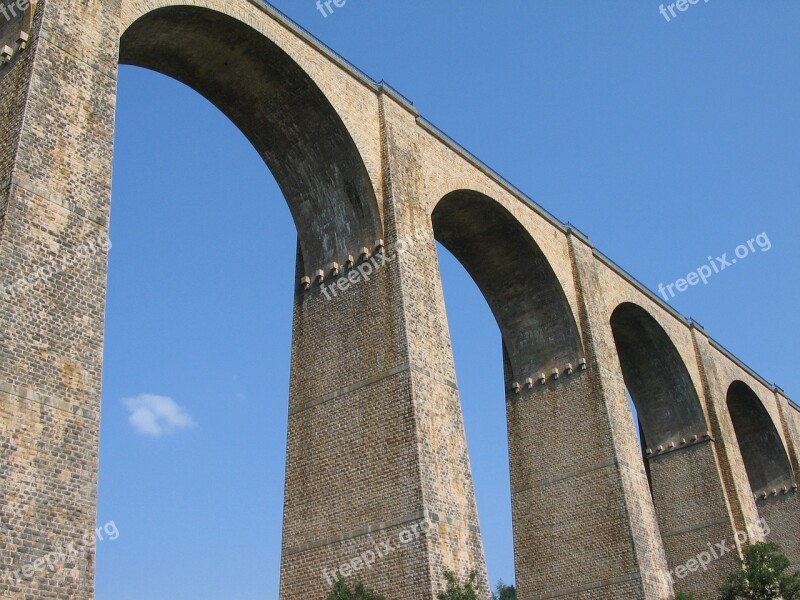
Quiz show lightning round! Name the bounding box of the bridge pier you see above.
[0,1,118,599]
[646,442,743,595]
[772,389,800,565]
[279,233,490,599]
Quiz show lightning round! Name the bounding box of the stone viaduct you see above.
[0,1,798,599]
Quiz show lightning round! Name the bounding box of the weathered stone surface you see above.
[0,1,797,599]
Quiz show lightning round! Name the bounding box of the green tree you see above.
[438,571,479,600]
[492,580,517,600]
[719,542,800,600]
[325,576,386,600]
[675,594,707,600]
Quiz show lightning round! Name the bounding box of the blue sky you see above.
[97,2,800,598]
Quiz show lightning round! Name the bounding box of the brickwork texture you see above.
[0,1,797,599]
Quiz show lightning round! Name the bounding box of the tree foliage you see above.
[437,571,479,600]
[325,577,386,600]
[719,542,800,600]
[492,580,517,600]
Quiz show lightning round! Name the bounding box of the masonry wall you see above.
[576,251,775,597]
[396,87,799,597]
[698,340,800,566]
[279,91,493,599]
[1,1,797,599]
[765,395,800,563]
[0,0,118,598]
[781,401,800,473]
[394,97,678,596]
[280,246,443,599]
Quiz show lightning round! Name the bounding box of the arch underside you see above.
[432,190,583,381]
[610,303,706,449]
[120,6,381,271]
[727,381,794,496]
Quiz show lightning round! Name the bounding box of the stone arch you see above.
[727,381,794,497]
[610,302,706,450]
[610,302,741,596]
[119,4,382,271]
[431,189,583,381]
[431,189,584,597]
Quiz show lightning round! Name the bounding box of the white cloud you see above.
[122,394,196,437]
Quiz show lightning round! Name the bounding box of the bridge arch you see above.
[431,189,584,594]
[120,3,382,271]
[726,381,800,562]
[726,381,794,496]
[610,302,706,450]
[609,302,740,595]
[431,189,583,381]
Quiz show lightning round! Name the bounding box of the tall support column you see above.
[645,443,743,596]
[505,357,671,600]
[279,92,490,600]
[691,327,763,540]
[0,1,119,598]
[778,394,800,477]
